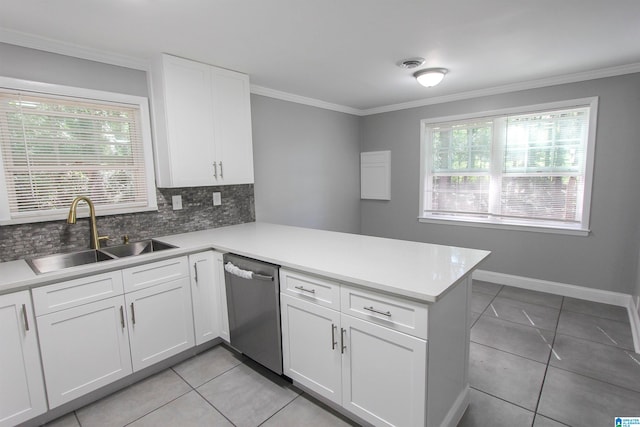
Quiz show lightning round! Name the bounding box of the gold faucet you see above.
[67,196,109,249]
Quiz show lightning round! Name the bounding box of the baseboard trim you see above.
[438,385,469,427]
[472,269,640,353]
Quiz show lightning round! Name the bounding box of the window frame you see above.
[0,76,158,225]
[419,97,598,236]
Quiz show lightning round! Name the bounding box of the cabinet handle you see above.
[331,323,337,350]
[219,161,223,179]
[130,302,136,325]
[120,306,125,329]
[294,285,316,294]
[341,328,346,354]
[194,262,199,283]
[363,306,392,317]
[22,304,29,331]
[213,162,218,179]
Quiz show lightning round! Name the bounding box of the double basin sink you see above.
[26,240,177,275]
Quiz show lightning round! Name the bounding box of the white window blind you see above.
[0,83,157,224]
[420,98,597,234]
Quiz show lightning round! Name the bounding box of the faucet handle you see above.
[98,235,110,243]
[122,235,130,244]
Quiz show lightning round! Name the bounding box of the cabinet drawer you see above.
[32,271,124,316]
[340,285,428,339]
[280,269,340,310]
[122,257,188,293]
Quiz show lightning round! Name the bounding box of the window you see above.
[420,98,597,235]
[0,77,157,224]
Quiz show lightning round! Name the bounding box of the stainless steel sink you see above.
[27,249,116,275]
[100,239,176,258]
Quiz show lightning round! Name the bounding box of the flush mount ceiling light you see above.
[414,68,448,88]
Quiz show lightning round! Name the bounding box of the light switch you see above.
[213,192,222,206]
[172,195,183,210]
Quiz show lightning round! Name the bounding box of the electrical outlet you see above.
[172,195,183,210]
[212,192,222,206]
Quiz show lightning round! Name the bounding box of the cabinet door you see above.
[190,251,221,345]
[341,315,427,427]
[126,277,195,371]
[0,291,47,426]
[281,293,342,405]
[211,67,254,185]
[163,54,216,186]
[37,295,132,409]
[215,251,230,342]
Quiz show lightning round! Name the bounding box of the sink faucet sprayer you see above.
[67,196,109,249]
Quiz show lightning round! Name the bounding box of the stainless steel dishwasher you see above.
[223,253,282,375]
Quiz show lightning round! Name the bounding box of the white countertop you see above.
[158,222,490,302]
[0,222,490,302]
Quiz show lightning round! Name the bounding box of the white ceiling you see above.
[1,0,640,113]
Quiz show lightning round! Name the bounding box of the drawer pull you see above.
[22,304,29,331]
[120,306,125,329]
[331,323,337,350]
[294,285,316,294]
[130,302,136,325]
[363,306,392,317]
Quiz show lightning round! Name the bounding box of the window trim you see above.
[418,97,598,236]
[0,76,158,225]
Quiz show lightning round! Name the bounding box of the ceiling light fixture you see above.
[414,68,448,88]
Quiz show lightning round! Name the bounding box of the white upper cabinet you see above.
[150,54,254,187]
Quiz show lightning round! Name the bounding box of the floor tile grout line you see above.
[121,386,193,427]
[470,340,549,367]
[469,386,536,415]
[547,364,640,396]
[171,357,244,390]
[191,385,239,427]
[475,309,559,334]
[554,330,636,352]
[531,295,563,422]
[495,294,562,311]
[256,392,301,426]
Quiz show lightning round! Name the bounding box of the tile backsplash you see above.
[0,184,254,262]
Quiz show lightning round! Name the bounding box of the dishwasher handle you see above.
[225,262,273,281]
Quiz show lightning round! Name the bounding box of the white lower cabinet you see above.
[124,259,194,371]
[280,293,342,403]
[37,295,132,408]
[33,257,195,408]
[0,291,47,426]
[280,269,428,427]
[190,251,224,345]
[341,315,427,427]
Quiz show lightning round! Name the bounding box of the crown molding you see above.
[250,85,362,116]
[0,28,149,71]
[361,62,640,116]
[2,28,640,116]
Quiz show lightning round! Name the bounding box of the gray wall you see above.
[0,42,148,96]
[251,95,361,233]
[360,74,640,295]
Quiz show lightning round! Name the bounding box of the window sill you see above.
[417,215,590,236]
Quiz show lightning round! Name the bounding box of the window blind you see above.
[500,108,588,222]
[0,90,150,220]
[421,101,595,232]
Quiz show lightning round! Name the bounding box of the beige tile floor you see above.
[44,281,639,427]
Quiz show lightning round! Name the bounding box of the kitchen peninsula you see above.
[1,222,489,427]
